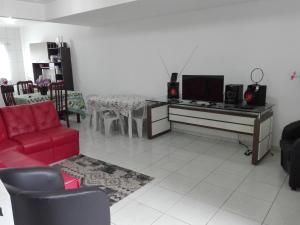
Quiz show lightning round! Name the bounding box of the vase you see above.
[40,87,48,95]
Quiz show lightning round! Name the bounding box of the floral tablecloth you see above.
[15,91,87,118]
[87,94,147,117]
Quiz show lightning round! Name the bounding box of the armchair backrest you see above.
[0,167,65,192]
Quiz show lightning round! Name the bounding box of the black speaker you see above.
[244,84,267,106]
[168,82,179,99]
[170,73,178,83]
[225,84,244,105]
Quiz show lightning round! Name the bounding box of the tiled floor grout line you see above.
[260,175,288,225]
[112,140,223,225]
[146,145,246,225]
[147,142,230,225]
[106,137,250,225]
[78,122,284,225]
[204,160,256,225]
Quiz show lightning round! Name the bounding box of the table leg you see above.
[128,110,133,138]
[77,113,81,123]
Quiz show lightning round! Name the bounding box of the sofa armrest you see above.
[0,167,65,192]
[282,121,300,141]
[12,187,110,225]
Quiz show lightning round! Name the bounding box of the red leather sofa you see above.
[0,101,79,168]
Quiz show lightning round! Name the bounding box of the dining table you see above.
[14,91,87,119]
[87,94,147,138]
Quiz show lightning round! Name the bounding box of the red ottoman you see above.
[61,171,81,189]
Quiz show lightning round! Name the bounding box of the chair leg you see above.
[89,113,93,128]
[96,112,100,131]
[119,118,125,135]
[104,119,112,136]
[65,111,70,128]
[136,119,143,138]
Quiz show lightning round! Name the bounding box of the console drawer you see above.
[152,118,171,136]
[169,108,255,126]
[169,114,254,134]
[151,105,168,122]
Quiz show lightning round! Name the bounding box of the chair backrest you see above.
[16,81,34,95]
[133,104,147,119]
[1,85,16,106]
[49,82,68,113]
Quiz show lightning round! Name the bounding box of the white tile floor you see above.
[72,119,299,225]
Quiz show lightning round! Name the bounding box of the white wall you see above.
[20,0,300,146]
[0,27,26,82]
[0,27,25,106]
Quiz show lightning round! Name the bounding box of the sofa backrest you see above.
[1,105,36,138]
[30,101,61,131]
[0,113,8,142]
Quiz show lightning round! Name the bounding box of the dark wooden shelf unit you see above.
[30,42,74,90]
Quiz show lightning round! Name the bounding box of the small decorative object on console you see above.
[244,68,267,106]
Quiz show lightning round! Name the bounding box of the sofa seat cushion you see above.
[30,101,61,131]
[0,140,23,153]
[1,105,36,138]
[41,127,79,146]
[12,133,53,154]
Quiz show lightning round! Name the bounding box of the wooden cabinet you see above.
[30,42,74,90]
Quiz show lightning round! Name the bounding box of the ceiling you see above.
[17,0,56,4]
[49,0,258,26]
[0,17,41,27]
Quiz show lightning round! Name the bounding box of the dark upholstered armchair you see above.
[0,167,110,225]
[280,121,300,190]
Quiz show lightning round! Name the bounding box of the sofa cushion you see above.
[1,105,36,138]
[41,127,79,146]
[30,101,61,131]
[0,114,8,142]
[0,140,23,153]
[12,133,53,154]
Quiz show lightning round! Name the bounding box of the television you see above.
[182,75,224,102]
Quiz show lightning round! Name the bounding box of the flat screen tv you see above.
[182,75,224,102]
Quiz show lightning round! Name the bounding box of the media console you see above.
[147,98,274,165]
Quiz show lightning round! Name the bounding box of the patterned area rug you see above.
[52,154,153,205]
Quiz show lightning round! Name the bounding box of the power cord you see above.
[237,135,252,156]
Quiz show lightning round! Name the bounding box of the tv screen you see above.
[182,75,224,102]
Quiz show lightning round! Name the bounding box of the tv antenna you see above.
[158,45,199,80]
[158,52,171,80]
[179,45,199,76]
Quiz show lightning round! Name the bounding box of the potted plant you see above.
[36,77,51,95]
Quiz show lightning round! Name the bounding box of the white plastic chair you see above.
[86,94,99,129]
[132,105,147,138]
[103,110,125,136]
[95,107,111,131]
